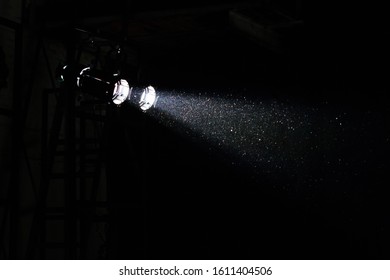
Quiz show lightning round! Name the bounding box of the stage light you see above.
[123,85,158,111]
[112,79,131,105]
[57,64,158,109]
[139,85,158,111]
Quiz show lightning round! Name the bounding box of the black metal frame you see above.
[25,29,110,258]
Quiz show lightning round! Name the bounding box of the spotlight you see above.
[112,79,131,105]
[139,85,158,111]
[126,85,158,111]
[58,64,158,110]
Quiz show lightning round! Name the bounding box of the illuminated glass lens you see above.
[112,79,130,105]
[139,85,157,111]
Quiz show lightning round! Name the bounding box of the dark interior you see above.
[0,0,389,260]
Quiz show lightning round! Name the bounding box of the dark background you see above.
[1,0,390,260]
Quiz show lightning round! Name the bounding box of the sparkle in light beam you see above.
[140,87,366,193]
[147,89,319,175]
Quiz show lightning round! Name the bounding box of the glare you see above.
[139,86,157,111]
[112,79,131,105]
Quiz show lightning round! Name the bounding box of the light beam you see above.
[140,87,352,189]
